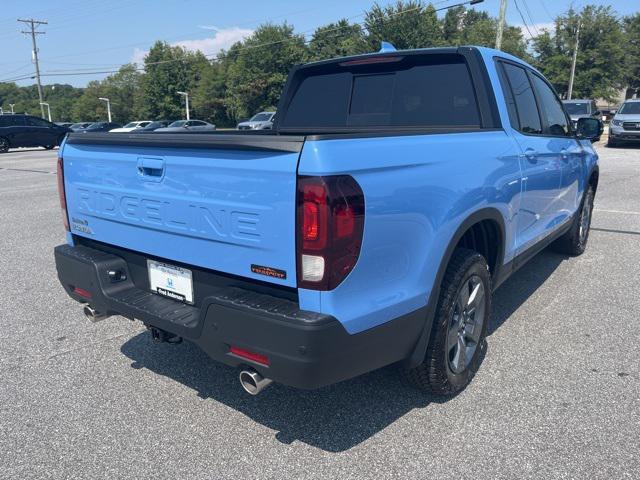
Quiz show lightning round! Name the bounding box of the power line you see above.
[18,18,47,118]
[3,0,479,84]
[521,0,539,36]
[513,0,535,39]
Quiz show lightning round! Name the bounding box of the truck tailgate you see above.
[62,133,304,288]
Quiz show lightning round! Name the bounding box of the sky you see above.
[0,0,637,87]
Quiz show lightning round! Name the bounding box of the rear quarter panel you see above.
[298,131,523,334]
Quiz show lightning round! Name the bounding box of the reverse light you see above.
[297,175,365,290]
[56,156,70,231]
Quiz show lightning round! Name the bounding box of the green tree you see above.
[532,6,625,100]
[308,19,368,61]
[364,1,443,50]
[224,23,307,121]
[139,41,209,120]
[623,13,640,96]
[442,6,528,59]
[191,61,232,127]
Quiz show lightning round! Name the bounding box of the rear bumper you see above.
[54,243,426,389]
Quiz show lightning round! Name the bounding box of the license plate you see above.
[147,260,194,304]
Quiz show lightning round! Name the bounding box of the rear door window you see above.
[281,54,481,130]
[26,116,52,127]
[500,63,542,135]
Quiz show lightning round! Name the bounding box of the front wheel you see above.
[0,136,9,153]
[552,185,594,256]
[406,248,491,395]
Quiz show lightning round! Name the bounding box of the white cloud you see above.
[131,26,253,65]
[517,22,555,39]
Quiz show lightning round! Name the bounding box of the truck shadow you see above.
[120,250,565,452]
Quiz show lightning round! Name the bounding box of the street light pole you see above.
[40,102,51,121]
[98,97,111,122]
[177,91,190,120]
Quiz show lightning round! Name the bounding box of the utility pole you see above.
[567,21,581,100]
[18,18,47,119]
[40,102,51,122]
[495,0,508,50]
[9,104,15,114]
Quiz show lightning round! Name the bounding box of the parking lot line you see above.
[594,208,640,215]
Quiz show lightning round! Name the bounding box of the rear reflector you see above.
[230,346,270,366]
[56,156,70,231]
[297,175,365,290]
[73,286,92,299]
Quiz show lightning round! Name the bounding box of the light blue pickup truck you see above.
[54,46,601,396]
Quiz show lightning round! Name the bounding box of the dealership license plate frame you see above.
[147,259,194,304]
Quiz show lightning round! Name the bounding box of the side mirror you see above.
[576,117,603,143]
[593,110,601,116]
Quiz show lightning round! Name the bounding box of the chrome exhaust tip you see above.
[239,369,273,395]
[83,304,110,323]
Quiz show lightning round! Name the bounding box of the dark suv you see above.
[0,114,70,153]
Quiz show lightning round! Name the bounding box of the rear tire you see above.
[551,185,594,256]
[406,248,491,396]
[0,136,9,153]
[607,138,619,148]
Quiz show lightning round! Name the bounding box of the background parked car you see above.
[608,99,640,147]
[0,114,70,153]
[69,122,92,131]
[237,111,275,130]
[562,99,603,130]
[108,121,152,133]
[55,122,74,128]
[76,122,122,132]
[133,120,173,133]
[154,120,215,132]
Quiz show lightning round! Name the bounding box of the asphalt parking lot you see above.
[1,143,639,479]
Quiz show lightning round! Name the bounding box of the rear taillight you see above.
[56,156,70,231]
[297,175,365,290]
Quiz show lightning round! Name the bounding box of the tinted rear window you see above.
[280,54,481,130]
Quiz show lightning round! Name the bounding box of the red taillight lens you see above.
[297,175,365,290]
[73,286,92,299]
[56,157,70,231]
[229,346,270,366]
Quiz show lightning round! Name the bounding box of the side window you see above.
[530,74,569,137]
[501,63,542,135]
[26,116,52,127]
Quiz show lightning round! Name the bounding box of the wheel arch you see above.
[406,207,507,367]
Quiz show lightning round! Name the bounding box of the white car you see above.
[154,120,216,132]
[109,121,153,133]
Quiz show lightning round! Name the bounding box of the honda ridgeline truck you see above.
[54,46,601,396]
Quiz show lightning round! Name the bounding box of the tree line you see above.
[1,2,638,126]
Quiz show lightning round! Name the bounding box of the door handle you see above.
[137,157,165,180]
[560,149,569,160]
[524,148,537,162]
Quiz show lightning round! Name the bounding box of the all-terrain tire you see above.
[551,185,594,256]
[406,248,491,396]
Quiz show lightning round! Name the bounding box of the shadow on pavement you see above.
[120,250,566,452]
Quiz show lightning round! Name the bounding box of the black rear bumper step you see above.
[54,243,426,389]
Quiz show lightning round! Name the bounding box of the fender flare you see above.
[406,207,507,368]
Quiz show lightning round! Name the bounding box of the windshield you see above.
[145,121,163,129]
[86,123,104,130]
[563,102,589,115]
[123,122,138,128]
[168,120,187,127]
[250,113,273,122]
[619,102,640,115]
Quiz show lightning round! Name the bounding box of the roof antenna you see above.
[379,41,397,53]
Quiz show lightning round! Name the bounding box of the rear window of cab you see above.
[280,54,481,131]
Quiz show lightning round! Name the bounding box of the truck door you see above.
[497,61,562,254]
[529,73,585,219]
